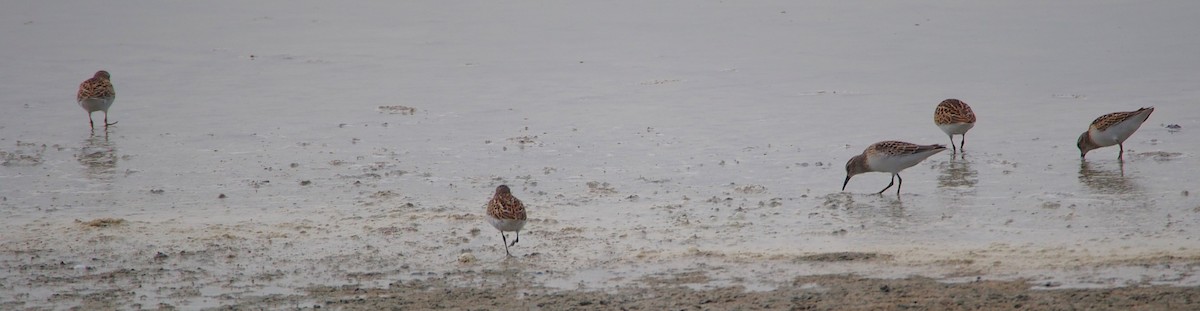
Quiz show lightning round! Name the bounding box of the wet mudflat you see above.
[3,0,1200,309]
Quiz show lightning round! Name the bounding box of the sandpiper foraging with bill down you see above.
[843,141,947,197]
[1077,107,1154,160]
[933,98,976,153]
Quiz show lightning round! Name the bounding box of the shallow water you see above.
[3,0,1200,308]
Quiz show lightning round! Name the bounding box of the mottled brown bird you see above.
[844,141,947,197]
[1077,107,1154,160]
[486,185,527,257]
[933,99,976,153]
[77,70,117,129]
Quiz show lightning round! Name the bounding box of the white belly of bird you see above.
[486,214,526,232]
[937,123,974,135]
[866,151,940,174]
[1089,114,1150,147]
[79,97,114,113]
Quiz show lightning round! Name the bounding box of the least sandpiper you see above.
[933,98,976,153]
[843,141,947,196]
[77,70,117,129]
[486,185,527,257]
[1077,107,1154,160]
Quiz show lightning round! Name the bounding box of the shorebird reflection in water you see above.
[1078,161,1138,194]
[937,156,977,189]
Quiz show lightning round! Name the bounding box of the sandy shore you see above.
[300,274,1200,310]
[21,268,1200,310]
[4,216,1199,310]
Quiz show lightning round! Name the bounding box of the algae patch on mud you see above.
[77,218,126,228]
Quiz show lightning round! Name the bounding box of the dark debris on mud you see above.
[216,274,1200,310]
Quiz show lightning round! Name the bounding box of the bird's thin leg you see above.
[877,175,896,194]
[89,114,95,129]
[948,135,956,153]
[960,134,966,152]
[104,111,117,126]
[895,174,904,197]
[509,231,519,247]
[1118,143,1124,161]
[501,232,512,257]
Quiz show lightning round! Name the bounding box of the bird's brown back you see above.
[934,99,976,124]
[487,188,527,221]
[77,73,115,102]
